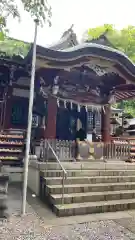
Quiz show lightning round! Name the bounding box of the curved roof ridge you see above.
[25,38,135,80]
[48,25,78,50]
[61,42,134,64]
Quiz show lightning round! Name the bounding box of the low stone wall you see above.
[1,155,37,184]
[28,163,40,196]
[2,167,23,183]
[28,161,50,196]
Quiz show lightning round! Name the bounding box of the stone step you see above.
[38,161,135,171]
[41,169,135,177]
[44,175,135,185]
[37,161,135,217]
[50,189,135,204]
[46,182,135,194]
[54,198,135,217]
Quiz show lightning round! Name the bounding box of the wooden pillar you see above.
[45,97,57,139]
[101,105,111,142]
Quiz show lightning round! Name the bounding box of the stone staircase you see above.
[40,161,135,217]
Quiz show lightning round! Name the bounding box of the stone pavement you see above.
[1,185,135,239]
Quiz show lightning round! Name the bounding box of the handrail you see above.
[46,140,67,175]
[45,139,67,205]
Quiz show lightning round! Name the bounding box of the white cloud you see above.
[7,0,135,46]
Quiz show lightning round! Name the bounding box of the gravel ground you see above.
[1,185,135,240]
[1,213,135,240]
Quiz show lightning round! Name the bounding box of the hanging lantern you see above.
[64,100,67,108]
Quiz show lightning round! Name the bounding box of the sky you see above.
[6,0,135,47]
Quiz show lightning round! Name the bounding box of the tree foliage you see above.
[87,24,135,63]
[0,37,30,57]
[116,100,135,117]
[0,0,52,41]
[0,0,52,59]
[21,0,52,26]
[87,24,135,116]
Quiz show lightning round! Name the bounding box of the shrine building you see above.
[0,26,135,142]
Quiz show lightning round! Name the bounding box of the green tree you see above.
[116,100,135,117]
[87,24,135,116]
[87,24,113,40]
[0,37,30,57]
[87,24,135,63]
[0,0,52,56]
[0,0,52,40]
[21,0,52,26]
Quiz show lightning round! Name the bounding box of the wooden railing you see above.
[36,139,131,162]
[104,140,130,161]
[36,139,74,161]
